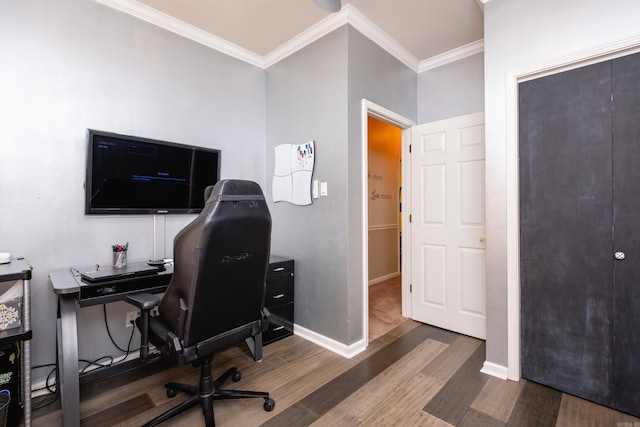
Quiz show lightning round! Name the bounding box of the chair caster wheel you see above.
[263,398,275,412]
[166,388,178,398]
[232,370,242,382]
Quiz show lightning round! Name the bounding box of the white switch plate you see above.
[320,182,328,196]
[312,180,319,198]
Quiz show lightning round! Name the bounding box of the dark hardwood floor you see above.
[30,281,640,426]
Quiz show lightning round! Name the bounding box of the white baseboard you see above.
[480,360,509,380]
[294,324,366,359]
[368,272,400,286]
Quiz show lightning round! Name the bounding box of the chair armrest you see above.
[125,293,160,310]
[125,293,159,359]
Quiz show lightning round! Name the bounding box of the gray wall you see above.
[266,27,351,343]
[346,27,416,343]
[418,52,484,124]
[266,26,416,345]
[0,0,265,386]
[483,0,640,367]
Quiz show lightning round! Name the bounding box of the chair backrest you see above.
[158,179,272,348]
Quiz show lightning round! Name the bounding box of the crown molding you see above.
[262,5,350,68]
[265,4,420,71]
[93,0,264,67]
[418,39,484,73]
[345,5,420,72]
[94,0,474,73]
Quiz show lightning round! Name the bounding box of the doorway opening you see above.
[361,100,414,346]
[367,116,405,341]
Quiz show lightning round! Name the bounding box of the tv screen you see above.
[85,129,221,215]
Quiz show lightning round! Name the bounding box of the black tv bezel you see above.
[85,129,221,215]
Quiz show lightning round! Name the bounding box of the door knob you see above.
[614,251,625,260]
[479,237,486,243]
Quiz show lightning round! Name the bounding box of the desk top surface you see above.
[50,261,173,295]
[0,259,31,282]
[50,254,291,296]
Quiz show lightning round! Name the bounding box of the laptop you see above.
[80,262,165,284]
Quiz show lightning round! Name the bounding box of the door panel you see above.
[422,164,446,225]
[422,244,446,307]
[611,52,640,414]
[460,248,485,315]
[519,62,615,406]
[411,113,486,339]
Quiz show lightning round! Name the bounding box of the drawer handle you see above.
[272,326,285,331]
[272,267,285,272]
[272,293,285,299]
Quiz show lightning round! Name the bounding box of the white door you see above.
[410,112,486,339]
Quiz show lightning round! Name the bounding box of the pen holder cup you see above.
[113,250,127,268]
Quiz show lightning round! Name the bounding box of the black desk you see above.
[0,259,33,427]
[49,262,172,427]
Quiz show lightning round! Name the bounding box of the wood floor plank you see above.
[78,364,191,420]
[311,338,448,426]
[220,347,355,426]
[261,324,439,426]
[302,324,443,416]
[268,334,324,363]
[360,373,445,426]
[506,380,562,426]
[471,376,525,422]
[421,334,483,383]
[409,409,455,427]
[354,332,398,361]
[387,317,421,337]
[423,342,489,425]
[458,408,504,427]
[81,393,155,426]
[555,392,640,427]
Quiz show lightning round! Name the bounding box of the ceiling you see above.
[98,0,485,70]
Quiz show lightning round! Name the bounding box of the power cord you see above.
[102,304,139,355]
[31,306,141,408]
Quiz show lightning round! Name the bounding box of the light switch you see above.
[312,180,319,198]
[320,182,328,196]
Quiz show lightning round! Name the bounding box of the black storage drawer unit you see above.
[264,255,294,345]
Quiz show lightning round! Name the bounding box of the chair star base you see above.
[143,357,275,427]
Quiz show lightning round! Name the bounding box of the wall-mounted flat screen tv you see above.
[85,129,221,215]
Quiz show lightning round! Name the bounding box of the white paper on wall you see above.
[272,141,315,205]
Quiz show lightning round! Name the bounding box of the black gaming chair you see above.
[126,179,275,427]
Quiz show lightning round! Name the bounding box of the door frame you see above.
[361,99,415,344]
[505,36,640,381]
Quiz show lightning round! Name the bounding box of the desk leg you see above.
[56,294,80,427]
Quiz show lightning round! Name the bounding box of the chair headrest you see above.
[207,180,266,203]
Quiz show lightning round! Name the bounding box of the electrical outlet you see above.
[126,311,138,328]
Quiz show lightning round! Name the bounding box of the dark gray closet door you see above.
[611,52,640,415]
[519,61,615,406]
